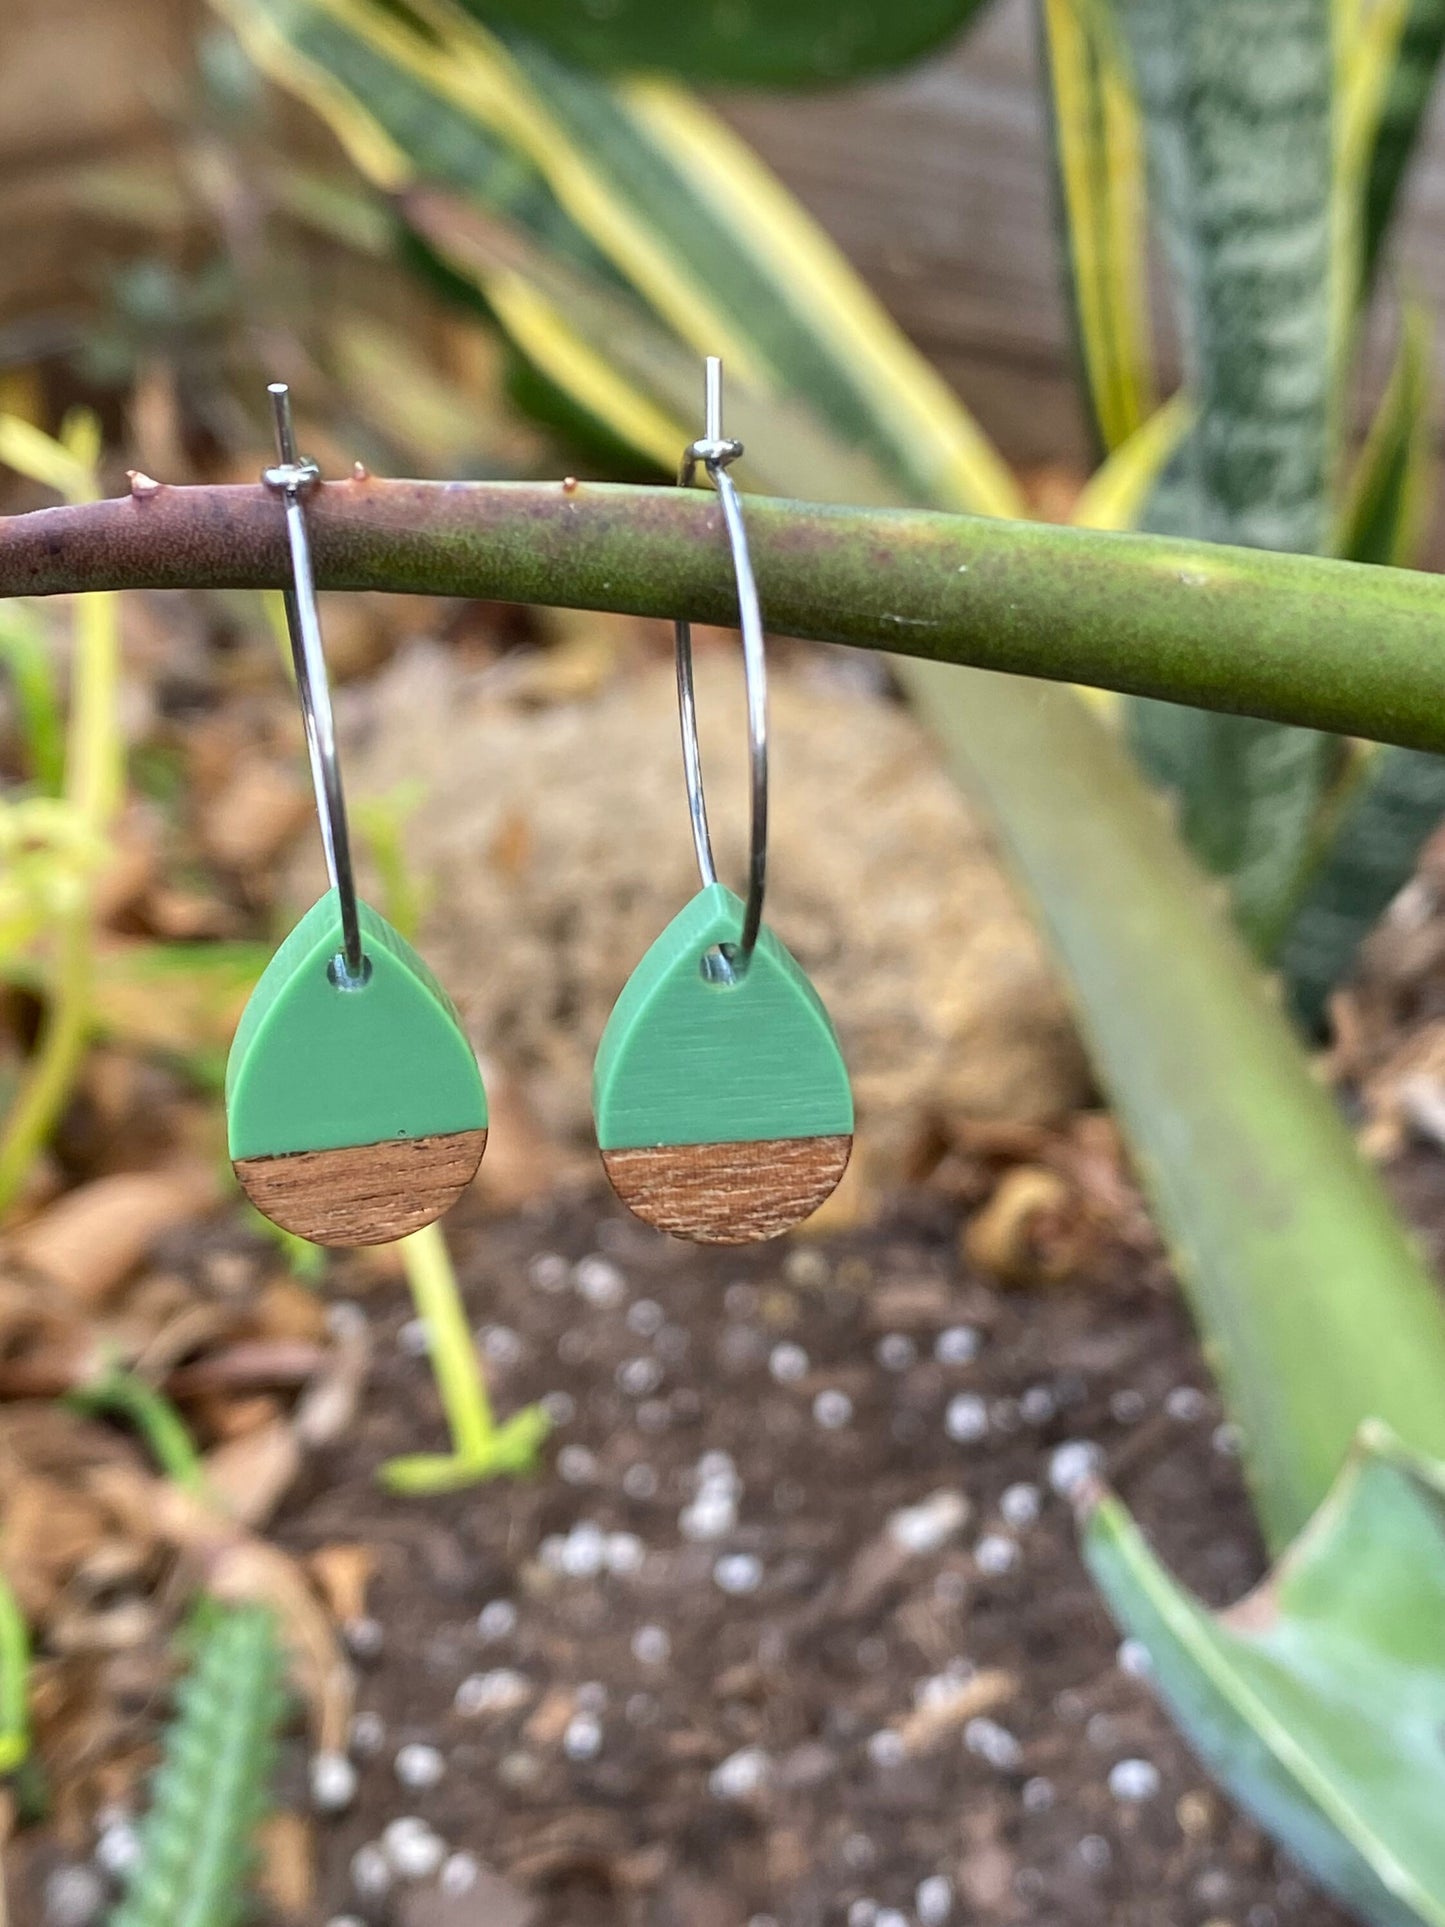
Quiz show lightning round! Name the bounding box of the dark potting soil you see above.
[274,1191,1356,1927]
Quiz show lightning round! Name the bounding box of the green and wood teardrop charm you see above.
[593,883,852,1243]
[226,890,487,1247]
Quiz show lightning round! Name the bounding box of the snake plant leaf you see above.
[1283,744,1445,1032]
[1069,390,1190,532]
[1281,303,1440,1031]
[1360,0,1445,291]
[458,0,993,87]
[403,188,897,502]
[1038,0,1154,456]
[916,664,1445,1551]
[1334,298,1436,569]
[1119,0,1343,954]
[1127,704,1339,954]
[1082,1426,1445,1927]
[211,0,1021,518]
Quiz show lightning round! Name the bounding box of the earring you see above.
[593,359,853,1245]
[225,385,488,1247]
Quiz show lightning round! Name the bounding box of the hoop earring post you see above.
[674,356,769,976]
[263,383,365,985]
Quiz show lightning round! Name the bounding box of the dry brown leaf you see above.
[194,1392,283,1441]
[165,1339,328,1401]
[308,1543,375,1624]
[0,1476,110,1617]
[127,1481,355,1754]
[253,1276,329,1343]
[203,1417,301,1527]
[143,885,236,940]
[92,808,162,926]
[47,1594,155,1655]
[8,1165,217,1304]
[200,759,309,873]
[473,1074,565,1211]
[129,1301,232,1384]
[293,1308,369,1448]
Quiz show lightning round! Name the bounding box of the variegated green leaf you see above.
[1069,389,1190,530]
[1128,706,1339,951]
[1335,297,1435,567]
[213,0,1021,517]
[1119,0,1343,952]
[1039,0,1154,454]
[1281,303,1438,1029]
[1083,1427,1445,1927]
[403,188,894,499]
[1283,744,1445,1030]
[1360,0,1445,288]
[458,0,992,86]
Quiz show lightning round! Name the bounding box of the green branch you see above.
[4,479,1445,752]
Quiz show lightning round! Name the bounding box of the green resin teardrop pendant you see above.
[226,890,487,1246]
[594,884,852,1243]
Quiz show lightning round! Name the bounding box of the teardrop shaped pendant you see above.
[230,384,485,1246]
[594,884,852,1243]
[595,358,852,1242]
[227,891,487,1246]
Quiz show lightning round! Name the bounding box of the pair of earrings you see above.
[226,368,853,1249]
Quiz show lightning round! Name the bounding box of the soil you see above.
[274,1188,1357,1927]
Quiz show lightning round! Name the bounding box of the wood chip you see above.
[894,1667,1017,1756]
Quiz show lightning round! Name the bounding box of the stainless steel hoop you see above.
[675,357,768,980]
[263,382,366,985]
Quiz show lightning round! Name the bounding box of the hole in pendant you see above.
[328,950,373,990]
[699,943,745,987]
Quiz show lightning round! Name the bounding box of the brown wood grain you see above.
[602,1134,852,1244]
[234,1127,487,1246]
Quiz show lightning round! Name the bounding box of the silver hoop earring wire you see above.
[674,356,768,982]
[262,382,366,986]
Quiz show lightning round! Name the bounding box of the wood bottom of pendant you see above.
[233,1127,488,1246]
[601,1134,852,1244]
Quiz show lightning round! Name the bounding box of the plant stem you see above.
[0,1570,30,1775]
[398,1222,495,1461]
[0,579,120,1215]
[5,480,1445,754]
[69,1365,208,1495]
[385,1224,550,1494]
